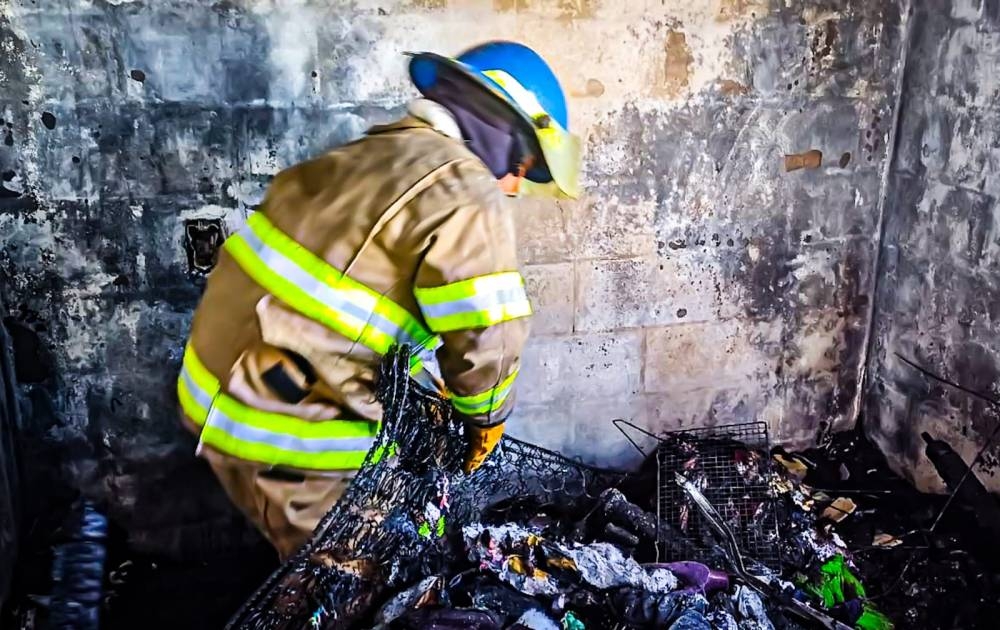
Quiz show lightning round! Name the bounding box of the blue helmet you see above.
[409,41,581,199]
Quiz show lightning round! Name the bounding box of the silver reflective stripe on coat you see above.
[239,226,436,355]
[181,366,214,412]
[419,285,530,321]
[204,406,377,454]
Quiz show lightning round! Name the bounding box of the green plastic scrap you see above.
[804,555,893,630]
[417,515,446,539]
[368,441,400,466]
[811,555,866,607]
[856,606,894,630]
[561,611,585,630]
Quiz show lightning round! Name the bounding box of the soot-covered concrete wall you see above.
[867,0,1000,494]
[1,0,904,548]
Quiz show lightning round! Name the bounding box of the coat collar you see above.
[368,99,464,141]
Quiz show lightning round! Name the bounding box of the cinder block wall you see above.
[0,0,904,546]
[495,1,904,465]
[867,0,1000,494]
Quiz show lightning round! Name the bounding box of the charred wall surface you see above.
[0,301,21,608]
[0,0,904,554]
[867,0,1000,493]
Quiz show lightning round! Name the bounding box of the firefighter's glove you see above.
[463,421,505,473]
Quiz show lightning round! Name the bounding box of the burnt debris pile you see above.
[227,349,1000,630]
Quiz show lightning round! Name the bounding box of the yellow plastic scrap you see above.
[507,555,529,575]
[507,555,553,581]
[821,497,858,523]
[774,453,809,481]
[546,555,578,571]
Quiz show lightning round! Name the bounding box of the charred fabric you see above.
[216,350,1000,629]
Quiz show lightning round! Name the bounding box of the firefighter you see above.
[176,41,581,558]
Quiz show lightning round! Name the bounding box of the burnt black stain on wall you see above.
[586,0,902,447]
[0,0,921,559]
[867,0,1000,491]
[0,300,24,609]
[0,0,393,557]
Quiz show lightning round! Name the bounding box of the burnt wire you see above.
[895,352,1000,408]
[893,352,1000,533]
[867,353,1000,601]
[612,417,661,458]
[226,347,624,630]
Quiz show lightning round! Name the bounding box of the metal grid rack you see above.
[655,421,782,569]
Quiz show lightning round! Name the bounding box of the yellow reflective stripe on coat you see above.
[224,212,440,370]
[414,271,532,332]
[177,346,376,469]
[452,368,519,416]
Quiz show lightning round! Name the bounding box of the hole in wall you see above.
[184,219,225,275]
[0,170,18,199]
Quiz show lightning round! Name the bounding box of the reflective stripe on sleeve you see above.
[451,368,519,417]
[414,271,532,332]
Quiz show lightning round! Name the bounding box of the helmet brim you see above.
[533,119,581,199]
[408,52,581,199]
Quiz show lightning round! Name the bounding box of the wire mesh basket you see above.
[655,421,782,569]
[226,348,625,630]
